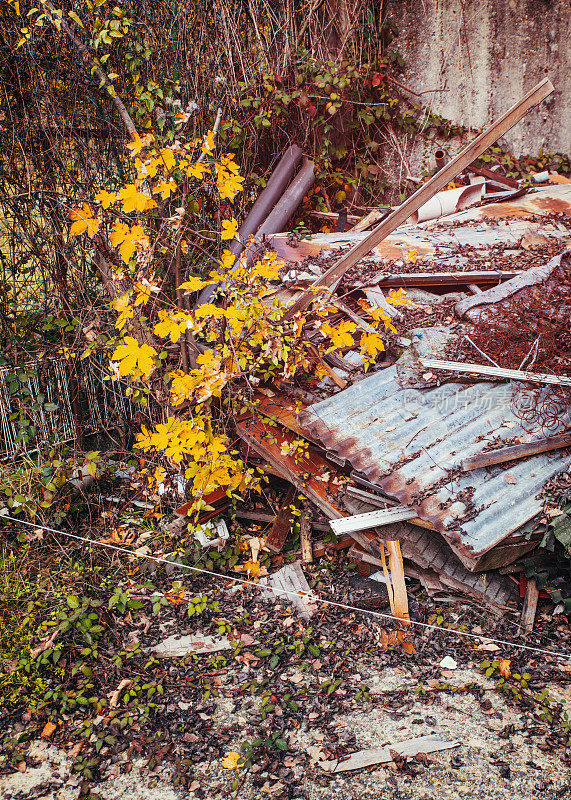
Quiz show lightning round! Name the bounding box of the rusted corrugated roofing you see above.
[299,365,571,569]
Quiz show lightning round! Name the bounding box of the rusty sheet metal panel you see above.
[270,185,571,270]
[299,365,571,568]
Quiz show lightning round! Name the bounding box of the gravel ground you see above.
[2,657,570,800]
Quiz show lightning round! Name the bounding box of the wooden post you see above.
[380,541,410,624]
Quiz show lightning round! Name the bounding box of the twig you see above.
[44,2,136,136]
[518,336,540,371]
[197,107,223,163]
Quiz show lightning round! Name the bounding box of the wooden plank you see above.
[468,165,520,189]
[374,270,521,288]
[265,487,297,553]
[385,540,410,623]
[299,503,313,563]
[461,433,571,471]
[321,736,460,773]
[521,577,540,632]
[420,358,571,387]
[350,208,387,232]
[235,510,330,532]
[285,78,554,317]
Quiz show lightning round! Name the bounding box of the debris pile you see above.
[121,80,571,633]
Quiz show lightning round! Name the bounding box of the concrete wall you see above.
[386,0,570,155]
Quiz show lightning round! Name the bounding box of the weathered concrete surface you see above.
[387,0,570,155]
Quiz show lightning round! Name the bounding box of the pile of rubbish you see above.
[120,79,571,629]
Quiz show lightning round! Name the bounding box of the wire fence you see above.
[0,357,137,459]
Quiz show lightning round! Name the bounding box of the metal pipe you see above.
[241,157,316,266]
[197,145,302,305]
[434,149,447,170]
[253,157,315,239]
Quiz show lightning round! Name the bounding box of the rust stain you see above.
[269,237,328,263]
[479,202,530,219]
[373,238,435,261]
[531,197,571,215]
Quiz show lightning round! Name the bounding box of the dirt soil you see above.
[2,567,570,800]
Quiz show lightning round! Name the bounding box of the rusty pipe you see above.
[434,149,447,170]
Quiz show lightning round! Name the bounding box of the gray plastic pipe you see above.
[197,145,302,305]
[239,156,316,267]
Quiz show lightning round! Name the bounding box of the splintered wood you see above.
[260,561,316,620]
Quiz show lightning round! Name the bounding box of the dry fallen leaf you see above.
[30,629,58,660]
[108,678,132,708]
[402,640,416,655]
[41,722,57,738]
[476,642,500,652]
[504,473,517,485]
[499,659,511,679]
[221,751,244,770]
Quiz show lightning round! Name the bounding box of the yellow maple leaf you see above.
[111,336,157,379]
[405,249,418,263]
[221,752,244,770]
[68,203,100,238]
[127,132,154,156]
[186,161,211,180]
[217,171,244,201]
[201,130,216,154]
[110,222,148,264]
[154,309,194,343]
[221,219,239,241]
[321,320,356,349]
[387,288,417,308]
[179,275,214,293]
[152,178,177,199]
[169,370,196,406]
[360,332,385,358]
[118,183,157,213]
[95,190,116,209]
[253,251,281,281]
[111,293,134,330]
[218,250,236,271]
[159,147,176,172]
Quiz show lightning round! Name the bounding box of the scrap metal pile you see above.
[166,79,571,629]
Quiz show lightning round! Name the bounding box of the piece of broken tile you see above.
[150,633,232,658]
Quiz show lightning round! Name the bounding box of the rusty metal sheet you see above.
[270,185,571,273]
[299,364,571,570]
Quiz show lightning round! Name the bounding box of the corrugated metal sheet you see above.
[299,365,571,568]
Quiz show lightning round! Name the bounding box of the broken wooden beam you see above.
[285,78,554,317]
[235,509,330,532]
[320,735,460,773]
[381,540,410,623]
[265,487,297,553]
[299,503,313,563]
[461,433,571,471]
[260,561,315,619]
[521,577,539,632]
[372,270,521,288]
[419,358,571,387]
